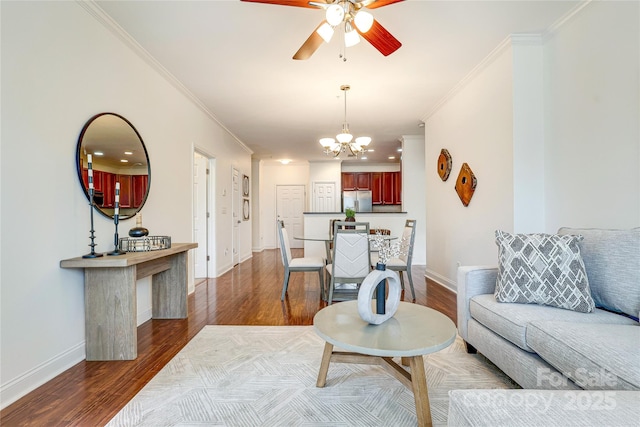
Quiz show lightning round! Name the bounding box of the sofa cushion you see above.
[558,227,640,319]
[470,294,638,352]
[527,321,640,390]
[494,230,594,313]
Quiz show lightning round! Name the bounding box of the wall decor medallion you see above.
[437,148,452,181]
[242,174,250,197]
[455,162,477,207]
[242,198,250,221]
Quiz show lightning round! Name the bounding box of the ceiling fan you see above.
[241,0,403,60]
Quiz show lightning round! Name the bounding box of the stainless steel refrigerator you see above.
[343,190,373,212]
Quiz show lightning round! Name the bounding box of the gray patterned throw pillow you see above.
[494,230,595,313]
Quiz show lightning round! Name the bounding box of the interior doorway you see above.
[312,181,336,212]
[276,185,305,249]
[193,151,215,278]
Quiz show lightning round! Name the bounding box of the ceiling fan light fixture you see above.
[325,4,344,26]
[316,22,334,43]
[344,25,360,47]
[354,11,374,33]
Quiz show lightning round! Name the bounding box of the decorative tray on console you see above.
[119,236,171,252]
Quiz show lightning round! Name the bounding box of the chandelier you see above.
[320,85,371,158]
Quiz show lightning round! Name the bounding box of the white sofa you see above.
[457,227,639,390]
[452,228,640,425]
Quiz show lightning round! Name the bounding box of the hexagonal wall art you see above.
[437,148,452,181]
[455,163,477,207]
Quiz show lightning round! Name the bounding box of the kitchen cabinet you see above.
[379,172,402,205]
[132,175,148,208]
[117,174,133,208]
[341,172,371,191]
[102,172,116,208]
[371,172,383,204]
[343,171,400,205]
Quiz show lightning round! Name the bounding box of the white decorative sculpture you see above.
[357,268,401,325]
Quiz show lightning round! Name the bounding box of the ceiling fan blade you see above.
[356,19,401,56]
[293,21,326,60]
[361,0,404,10]
[240,0,323,8]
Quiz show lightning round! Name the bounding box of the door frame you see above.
[192,147,216,281]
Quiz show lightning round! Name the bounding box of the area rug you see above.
[106,326,517,426]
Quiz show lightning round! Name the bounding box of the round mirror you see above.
[76,113,150,219]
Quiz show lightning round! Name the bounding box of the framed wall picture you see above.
[242,198,250,221]
[242,174,250,197]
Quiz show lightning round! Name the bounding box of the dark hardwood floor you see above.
[0,249,456,426]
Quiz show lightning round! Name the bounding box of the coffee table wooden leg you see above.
[409,355,432,427]
[316,342,334,387]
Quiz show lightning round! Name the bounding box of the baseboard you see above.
[424,268,457,294]
[0,341,85,410]
[137,307,152,326]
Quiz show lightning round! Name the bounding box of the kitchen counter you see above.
[302,212,409,260]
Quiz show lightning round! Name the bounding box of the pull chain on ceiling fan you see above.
[240,0,403,60]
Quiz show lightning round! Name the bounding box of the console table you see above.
[60,243,197,361]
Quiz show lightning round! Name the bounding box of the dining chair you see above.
[386,219,417,301]
[276,220,325,301]
[325,221,371,304]
[327,218,342,264]
[369,228,391,265]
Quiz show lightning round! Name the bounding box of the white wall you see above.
[258,161,310,249]
[425,45,515,289]
[401,135,426,264]
[424,1,640,291]
[0,1,251,407]
[543,0,639,230]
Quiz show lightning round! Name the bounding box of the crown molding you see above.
[422,0,593,122]
[543,0,592,41]
[75,0,253,155]
[422,36,512,121]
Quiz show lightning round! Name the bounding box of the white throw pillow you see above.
[494,230,595,313]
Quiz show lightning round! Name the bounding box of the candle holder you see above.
[83,189,103,258]
[107,213,125,256]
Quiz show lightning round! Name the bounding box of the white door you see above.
[193,152,208,278]
[276,185,305,249]
[312,182,336,212]
[232,168,240,266]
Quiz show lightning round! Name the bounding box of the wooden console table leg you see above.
[409,355,432,427]
[84,266,137,361]
[152,252,187,318]
[316,342,334,387]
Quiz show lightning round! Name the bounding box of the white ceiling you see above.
[96,0,579,164]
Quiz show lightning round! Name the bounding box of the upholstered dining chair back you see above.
[385,219,417,301]
[325,221,371,304]
[276,220,325,301]
[400,220,416,263]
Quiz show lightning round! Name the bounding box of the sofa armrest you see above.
[456,266,498,341]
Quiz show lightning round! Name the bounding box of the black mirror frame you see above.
[76,112,151,220]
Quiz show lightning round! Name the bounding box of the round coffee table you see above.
[314,300,456,427]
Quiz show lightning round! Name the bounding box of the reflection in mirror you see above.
[76,113,150,219]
